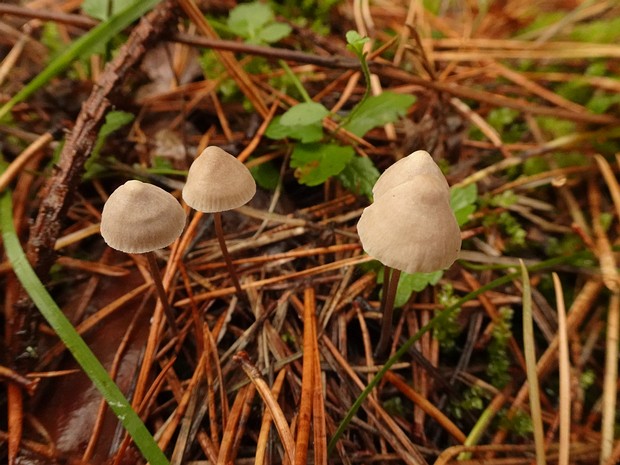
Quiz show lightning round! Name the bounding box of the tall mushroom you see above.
[182,146,256,298]
[357,154,461,358]
[101,180,186,334]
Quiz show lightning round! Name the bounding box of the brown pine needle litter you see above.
[0,1,619,464]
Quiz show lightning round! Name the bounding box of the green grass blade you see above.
[0,0,161,120]
[327,252,592,455]
[520,260,547,465]
[0,190,169,465]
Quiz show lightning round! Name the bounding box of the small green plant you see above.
[265,31,414,195]
[487,306,513,388]
[226,1,292,45]
[433,283,462,350]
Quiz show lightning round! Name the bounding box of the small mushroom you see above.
[101,180,186,334]
[372,150,449,200]
[358,175,461,274]
[357,173,461,358]
[182,146,256,213]
[182,146,257,298]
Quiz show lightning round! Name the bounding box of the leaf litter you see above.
[0,1,619,464]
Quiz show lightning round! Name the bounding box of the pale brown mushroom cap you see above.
[101,180,186,254]
[357,175,461,273]
[372,150,449,200]
[182,146,256,213]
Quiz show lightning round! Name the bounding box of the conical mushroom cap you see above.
[182,146,256,213]
[101,180,186,254]
[357,175,461,274]
[373,150,449,200]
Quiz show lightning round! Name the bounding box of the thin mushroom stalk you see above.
[213,211,244,297]
[145,251,179,335]
[374,266,401,359]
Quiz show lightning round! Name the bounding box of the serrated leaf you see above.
[337,156,379,198]
[343,92,415,137]
[378,269,443,308]
[396,271,443,307]
[257,23,292,44]
[265,116,324,143]
[227,2,273,39]
[450,183,477,226]
[280,102,329,127]
[291,143,354,186]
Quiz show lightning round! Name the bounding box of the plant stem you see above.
[374,266,401,359]
[145,251,179,335]
[213,211,244,298]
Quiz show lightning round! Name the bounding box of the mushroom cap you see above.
[101,180,186,254]
[357,175,461,273]
[182,146,256,213]
[373,150,449,200]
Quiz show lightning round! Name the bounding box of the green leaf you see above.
[343,92,415,137]
[227,2,274,39]
[395,271,443,308]
[337,156,379,198]
[450,183,477,226]
[250,161,280,190]
[280,102,329,127]
[257,22,292,44]
[291,143,355,186]
[83,0,140,21]
[377,269,443,308]
[345,30,369,56]
[265,116,324,143]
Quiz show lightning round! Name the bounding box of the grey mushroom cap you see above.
[101,180,186,254]
[182,146,256,213]
[372,150,449,200]
[357,175,461,274]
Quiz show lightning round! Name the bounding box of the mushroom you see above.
[101,180,186,334]
[357,173,461,357]
[182,146,256,297]
[372,150,449,200]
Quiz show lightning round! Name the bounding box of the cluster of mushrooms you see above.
[100,146,256,333]
[100,147,461,355]
[357,150,462,357]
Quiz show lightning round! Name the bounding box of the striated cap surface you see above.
[357,175,461,273]
[101,180,186,254]
[373,150,449,200]
[182,146,256,213]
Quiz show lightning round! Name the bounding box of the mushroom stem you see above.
[145,251,179,335]
[213,211,244,298]
[374,266,401,359]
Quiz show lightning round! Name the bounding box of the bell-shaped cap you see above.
[182,146,256,213]
[357,175,461,273]
[101,180,186,254]
[373,150,449,200]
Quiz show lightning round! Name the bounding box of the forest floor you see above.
[0,1,619,464]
